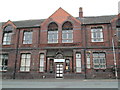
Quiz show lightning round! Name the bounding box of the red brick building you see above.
[0,8,120,79]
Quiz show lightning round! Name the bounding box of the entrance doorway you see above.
[55,63,64,78]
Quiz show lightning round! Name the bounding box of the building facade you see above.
[0,8,120,79]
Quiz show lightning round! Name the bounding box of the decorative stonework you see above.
[55,50,64,59]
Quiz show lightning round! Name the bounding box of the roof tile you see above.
[1,15,117,28]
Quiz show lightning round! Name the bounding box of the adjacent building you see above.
[0,7,120,79]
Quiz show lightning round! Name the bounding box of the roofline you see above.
[82,14,117,18]
[82,23,110,25]
[16,23,111,28]
[16,26,40,29]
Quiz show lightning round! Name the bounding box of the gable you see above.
[2,20,16,29]
[41,7,81,27]
[50,7,71,24]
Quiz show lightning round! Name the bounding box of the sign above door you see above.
[54,59,65,62]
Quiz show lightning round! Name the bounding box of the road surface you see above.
[1,79,119,88]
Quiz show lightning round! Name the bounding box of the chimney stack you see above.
[79,7,83,18]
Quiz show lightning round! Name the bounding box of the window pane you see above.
[21,59,25,66]
[26,59,30,66]
[93,32,96,38]
[62,33,67,39]
[93,59,99,63]
[76,67,81,72]
[48,31,58,43]
[68,33,72,39]
[87,58,90,64]
[48,34,51,40]
[62,21,73,30]
[76,59,81,67]
[53,39,57,43]
[62,31,67,33]
[48,40,52,43]
[4,25,14,31]
[100,59,105,63]
[91,29,95,32]
[3,36,7,41]
[97,32,101,38]
[87,64,90,69]
[22,54,26,59]
[3,32,12,45]
[25,67,30,71]
[3,66,7,71]
[86,53,91,69]
[20,67,25,71]
[40,59,44,66]
[4,59,8,66]
[4,55,8,59]
[100,31,103,38]
[99,53,105,57]
[62,30,73,43]
[93,52,106,69]
[23,31,33,44]
[94,65,99,68]
[68,30,73,33]
[68,40,73,43]
[93,53,98,57]
[20,54,31,71]
[40,54,44,58]
[40,67,44,72]
[76,53,81,72]
[62,40,67,43]
[91,28,103,42]
[40,54,44,72]
[4,33,8,36]
[54,33,57,39]
[27,54,31,58]
[0,54,8,71]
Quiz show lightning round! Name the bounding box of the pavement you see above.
[1,79,119,88]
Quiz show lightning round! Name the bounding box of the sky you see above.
[0,0,120,22]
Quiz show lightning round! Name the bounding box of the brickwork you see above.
[1,8,120,79]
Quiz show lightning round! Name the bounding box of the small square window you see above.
[91,27,103,42]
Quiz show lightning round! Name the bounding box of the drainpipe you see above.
[112,34,118,79]
[110,23,118,79]
[84,49,87,79]
[82,24,87,79]
[85,25,87,79]
[13,28,20,79]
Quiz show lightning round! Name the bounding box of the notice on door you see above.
[54,59,65,62]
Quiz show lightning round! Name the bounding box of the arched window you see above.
[4,25,14,32]
[62,21,73,43]
[48,22,58,43]
[48,22,58,31]
[3,25,13,45]
[62,21,73,30]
